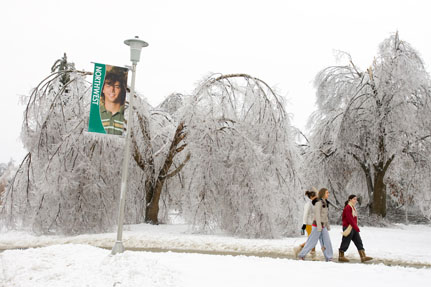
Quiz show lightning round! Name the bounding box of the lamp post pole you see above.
[112,36,148,255]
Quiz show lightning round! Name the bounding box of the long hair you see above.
[318,188,328,199]
[344,194,357,207]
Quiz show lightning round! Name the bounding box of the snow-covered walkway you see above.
[1,223,430,265]
[1,224,430,286]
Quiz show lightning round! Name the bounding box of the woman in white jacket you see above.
[297,188,334,262]
[293,190,317,259]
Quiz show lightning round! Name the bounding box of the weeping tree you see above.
[307,33,431,218]
[180,73,302,238]
[1,59,126,234]
[0,55,181,233]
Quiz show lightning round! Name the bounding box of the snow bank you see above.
[1,243,430,287]
[1,223,430,265]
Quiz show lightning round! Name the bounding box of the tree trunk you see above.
[135,120,188,225]
[145,180,164,224]
[144,122,187,224]
[372,170,387,217]
[145,197,160,224]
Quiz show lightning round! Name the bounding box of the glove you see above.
[300,224,306,235]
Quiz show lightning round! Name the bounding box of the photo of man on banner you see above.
[100,66,128,135]
[88,63,129,136]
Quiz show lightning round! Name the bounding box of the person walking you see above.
[338,194,373,263]
[293,190,317,260]
[297,188,333,261]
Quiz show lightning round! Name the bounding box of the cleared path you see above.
[1,245,429,269]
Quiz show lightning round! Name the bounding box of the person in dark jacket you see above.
[338,194,373,263]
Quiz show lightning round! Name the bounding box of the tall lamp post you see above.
[112,36,148,255]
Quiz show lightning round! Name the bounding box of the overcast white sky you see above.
[2,0,431,164]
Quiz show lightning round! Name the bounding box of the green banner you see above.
[88,63,106,134]
[88,63,129,136]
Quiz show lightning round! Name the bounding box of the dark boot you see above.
[359,250,373,262]
[338,250,349,262]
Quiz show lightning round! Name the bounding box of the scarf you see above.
[348,202,358,218]
[342,202,358,237]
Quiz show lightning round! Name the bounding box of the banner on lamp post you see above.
[88,63,129,136]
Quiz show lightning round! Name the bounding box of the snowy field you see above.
[1,224,430,287]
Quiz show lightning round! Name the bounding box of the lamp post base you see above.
[111,241,125,255]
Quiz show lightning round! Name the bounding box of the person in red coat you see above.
[338,194,373,263]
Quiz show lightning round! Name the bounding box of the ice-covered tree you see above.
[0,54,193,232]
[180,74,302,238]
[0,56,151,234]
[307,33,431,217]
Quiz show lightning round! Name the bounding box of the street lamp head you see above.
[124,36,149,63]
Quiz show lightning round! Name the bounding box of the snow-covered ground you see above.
[1,224,430,286]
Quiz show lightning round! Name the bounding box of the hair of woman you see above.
[344,194,357,206]
[305,190,316,199]
[318,188,328,199]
